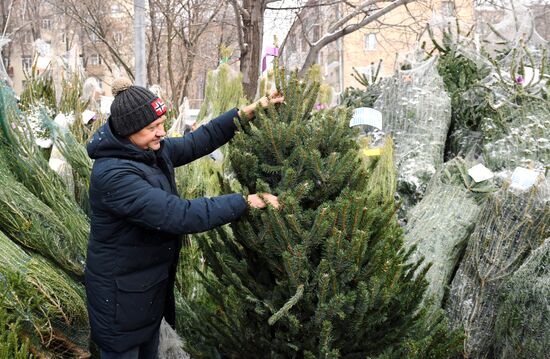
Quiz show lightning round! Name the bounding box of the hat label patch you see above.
[151,98,166,116]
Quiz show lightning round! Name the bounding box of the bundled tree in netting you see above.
[45,114,93,215]
[0,84,89,270]
[196,55,246,125]
[178,66,462,358]
[428,27,494,158]
[494,237,550,359]
[0,230,89,357]
[446,179,550,358]
[373,55,452,215]
[0,279,32,359]
[0,151,85,276]
[404,158,495,315]
[364,137,397,205]
[476,36,550,172]
[19,68,57,115]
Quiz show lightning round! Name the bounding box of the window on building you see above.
[364,33,377,51]
[113,32,123,44]
[89,32,98,42]
[42,18,52,30]
[441,1,456,17]
[89,53,101,66]
[22,33,32,44]
[22,55,32,72]
[288,36,296,53]
[37,40,52,56]
[311,24,321,42]
[111,4,123,17]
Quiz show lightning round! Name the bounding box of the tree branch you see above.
[328,0,382,33]
[229,0,246,54]
[320,0,413,47]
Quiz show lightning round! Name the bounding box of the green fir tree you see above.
[180,66,462,358]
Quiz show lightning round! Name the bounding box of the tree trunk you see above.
[177,52,195,107]
[240,0,264,101]
[166,22,177,108]
[298,46,320,77]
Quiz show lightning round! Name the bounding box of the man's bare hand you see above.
[241,91,284,120]
[247,193,279,209]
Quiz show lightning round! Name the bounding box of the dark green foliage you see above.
[180,65,462,358]
[340,64,384,108]
[429,28,494,158]
[0,273,33,359]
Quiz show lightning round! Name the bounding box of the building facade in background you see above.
[282,0,548,104]
[0,0,234,110]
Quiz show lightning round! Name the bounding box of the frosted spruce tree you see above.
[179,66,462,358]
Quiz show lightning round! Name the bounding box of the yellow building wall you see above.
[341,0,475,90]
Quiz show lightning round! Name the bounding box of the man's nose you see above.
[157,127,166,137]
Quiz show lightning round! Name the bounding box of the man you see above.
[85,78,282,358]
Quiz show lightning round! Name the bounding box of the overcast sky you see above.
[262,0,302,51]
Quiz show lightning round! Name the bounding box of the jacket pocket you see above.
[114,267,169,332]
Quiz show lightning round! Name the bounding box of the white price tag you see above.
[82,110,96,124]
[467,164,494,183]
[510,167,540,191]
[100,96,114,115]
[349,107,383,130]
[36,56,51,70]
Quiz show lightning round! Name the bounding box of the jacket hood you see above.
[87,118,159,164]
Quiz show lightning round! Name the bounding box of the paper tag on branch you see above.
[100,96,114,115]
[350,107,382,130]
[510,167,540,191]
[82,110,96,124]
[467,163,494,183]
[362,148,381,157]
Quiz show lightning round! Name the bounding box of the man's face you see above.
[128,116,166,151]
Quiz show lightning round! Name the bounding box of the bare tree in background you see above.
[147,0,225,107]
[280,0,419,76]
[230,0,421,98]
[47,0,135,79]
[228,0,275,100]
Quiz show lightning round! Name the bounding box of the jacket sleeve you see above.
[165,108,240,167]
[98,168,248,234]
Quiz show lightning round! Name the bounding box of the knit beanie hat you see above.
[109,78,167,137]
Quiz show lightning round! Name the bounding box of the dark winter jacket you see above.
[85,108,247,353]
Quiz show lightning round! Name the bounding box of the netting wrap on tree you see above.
[374,55,451,213]
[404,158,495,314]
[494,237,550,359]
[196,63,245,124]
[0,230,89,357]
[0,156,85,276]
[0,84,89,272]
[482,98,550,172]
[483,1,548,55]
[446,177,550,358]
[0,36,12,86]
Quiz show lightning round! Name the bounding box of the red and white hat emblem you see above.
[151,98,166,116]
